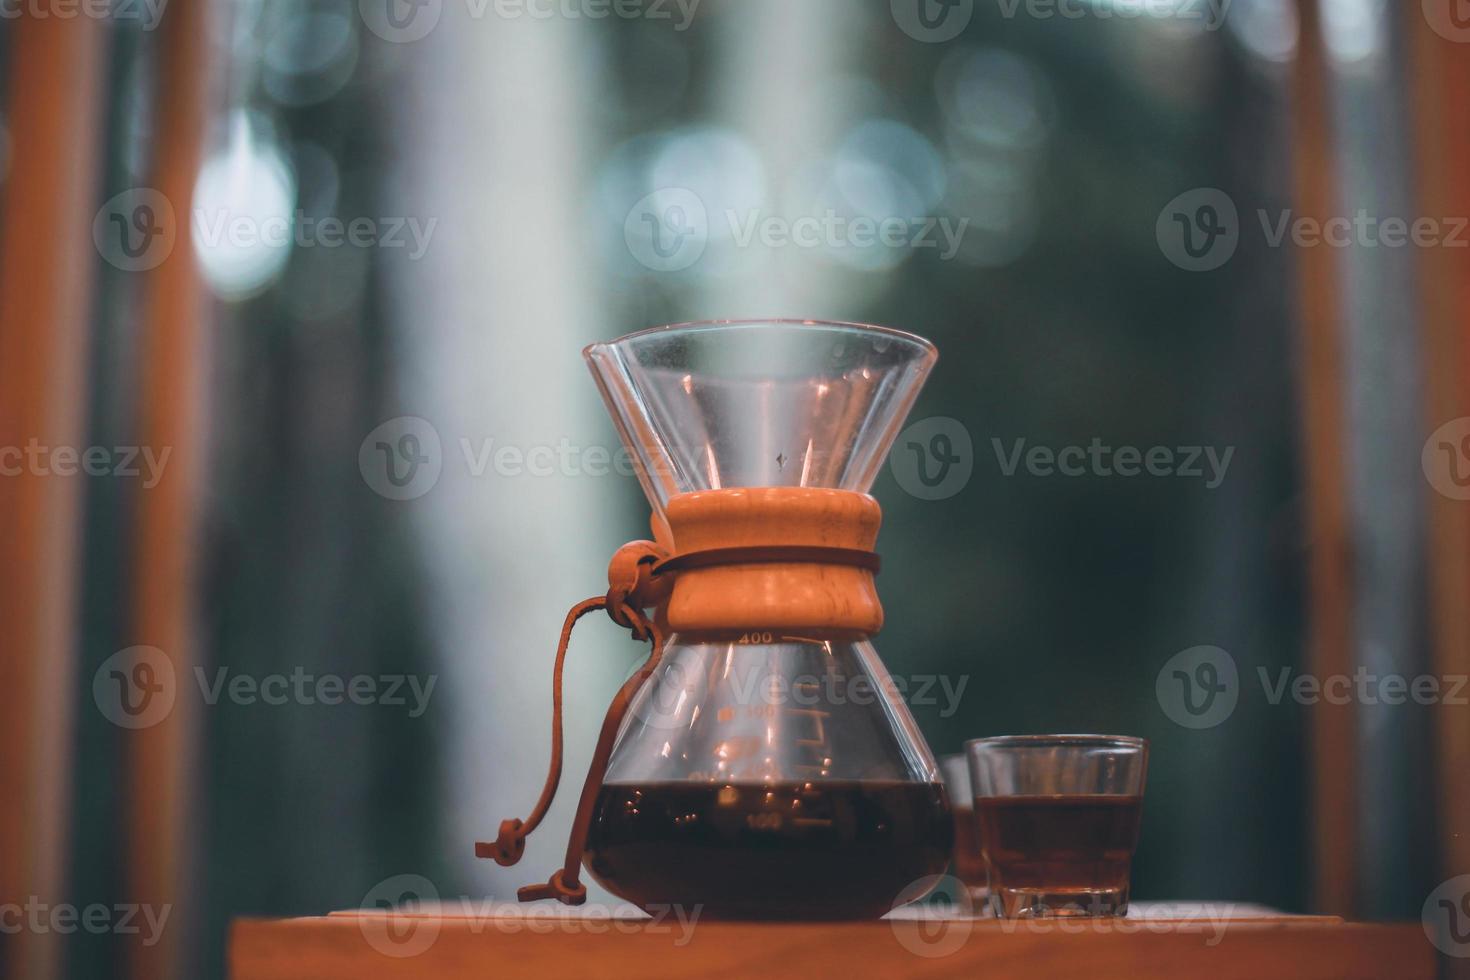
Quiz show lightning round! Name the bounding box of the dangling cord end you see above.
[475,596,610,867]
[516,869,587,906]
[476,539,670,889]
[474,818,526,866]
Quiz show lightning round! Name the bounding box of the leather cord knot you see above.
[604,539,670,637]
[473,818,525,866]
[515,868,587,906]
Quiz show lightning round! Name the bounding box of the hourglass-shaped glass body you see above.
[582,320,949,919]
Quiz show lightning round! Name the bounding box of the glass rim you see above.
[966,734,1147,751]
[583,318,939,360]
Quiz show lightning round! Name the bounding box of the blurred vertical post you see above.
[1406,4,1470,975]
[391,5,615,900]
[123,0,211,978]
[1289,0,1357,916]
[0,10,107,980]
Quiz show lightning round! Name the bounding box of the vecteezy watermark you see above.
[989,0,1229,29]
[622,189,970,273]
[1157,187,1470,272]
[93,647,438,729]
[992,902,1233,944]
[624,188,707,273]
[630,657,971,732]
[1422,416,1470,501]
[357,874,701,958]
[0,0,168,30]
[93,187,436,273]
[726,211,970,262]
[1156,645,1469,729]
[888,421,1233,500]
[888,874,976,957]
[1257,666,1468,708]
[359,417,444,501]
[0,440,171,487]
[1423,0,1470,44]
[359,0,700,44]
[93,188,177,273]
[359,874,441,958]
[890,0,975,43]
[1424,875,1470,958]
[0,898,171,947]
[887,879,1236,958]
[889,417,975,501]
[1155,188,1239,272]
[93,647,177,730]
[892,0,1227,42]
[358,417,655,501]
[992,438,1234,489]
[192,211,436,260]
[1156,645,1239,730]
[195,668,437,717]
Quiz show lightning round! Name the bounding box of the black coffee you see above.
[584,780,951,919]
[977,794,1142,897]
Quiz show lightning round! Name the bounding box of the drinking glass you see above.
[966,735,1148,918]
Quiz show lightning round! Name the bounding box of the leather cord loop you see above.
[479,534,879,905]
[652,545,880,576]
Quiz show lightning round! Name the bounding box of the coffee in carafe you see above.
[480,320,952,919]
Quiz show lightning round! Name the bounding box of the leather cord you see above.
[478,538,878,906]
[653,545,881,576]
[476,540,669,905]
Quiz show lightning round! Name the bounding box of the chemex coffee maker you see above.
[478,319,951,919]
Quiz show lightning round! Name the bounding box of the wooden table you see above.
[229,903,1436,979]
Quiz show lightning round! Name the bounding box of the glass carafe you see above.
[581,319,950,919]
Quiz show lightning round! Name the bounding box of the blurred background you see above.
[1,0,1468,977]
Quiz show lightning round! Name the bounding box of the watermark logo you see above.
[359,0,442,42]
[195,667,437,718]
[992,902,1233,942]
[94,655,437,729]
[1422,416,1470,501]
[360,416,444,501]
[0,0,169,30]
[890,417,974,500]
[989,0,1229,29]
[0,440,171,486]
[96,187,437,271]
[0,898,170,946]
[193,211,437,259]
[888,874,974,957]
[356,875,701,955]
[1423,0,1470,43]
[727,211,969,261]
[1157,646,1466,729]
[628,656,971,732]
[1423,875,1470,958]
[1156,188,1238,272]
[360,874,441,958]
[992,438,1233,488]
[625,189,966,271]
[361,0,698,42]
[891,0,974,42]
[1160,187,1470,271]
[1258,666,1466,708]
[624,188,707,272]
[1156,645,1238,729]
[93,188,176,273]
[93,646,176,730]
